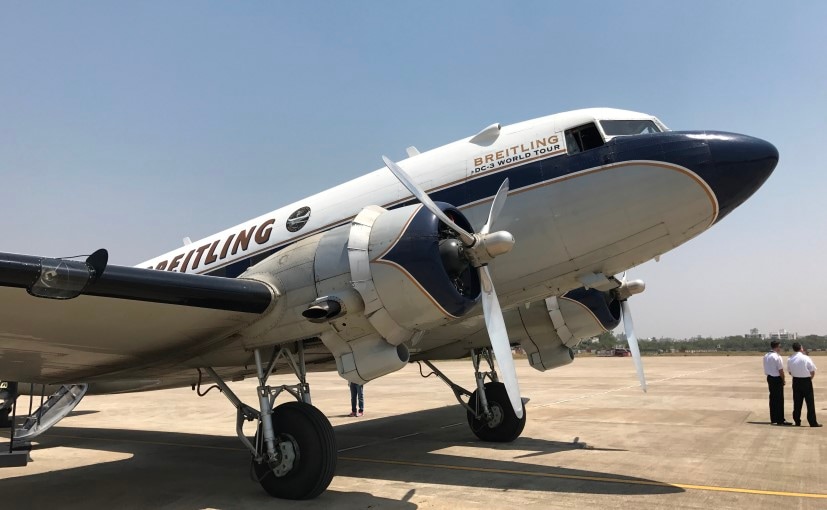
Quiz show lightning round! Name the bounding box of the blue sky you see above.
[1,2,825,338]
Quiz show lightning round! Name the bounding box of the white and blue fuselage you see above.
[141,108,777,313]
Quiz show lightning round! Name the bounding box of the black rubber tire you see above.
[252,401,337,500]
[466,381,526,442]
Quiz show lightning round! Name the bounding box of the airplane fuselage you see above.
[142,108,776,318]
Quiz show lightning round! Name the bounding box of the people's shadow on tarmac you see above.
[0,404,682,509]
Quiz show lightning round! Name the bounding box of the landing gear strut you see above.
[0,381,17,429]
[200,342,336,500]
[419,348,526,442]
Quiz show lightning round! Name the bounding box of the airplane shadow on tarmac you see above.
[332,405,681,496]
[0,405,682,509]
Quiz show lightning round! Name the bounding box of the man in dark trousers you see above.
[787,342,822,427]
[763,341,790,425]
[348,382,364,417]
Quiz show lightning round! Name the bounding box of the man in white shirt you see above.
[763,341,790,425]
[788,342,822,427]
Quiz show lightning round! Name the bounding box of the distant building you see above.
[745,328,764,339]
[769,329,797,341]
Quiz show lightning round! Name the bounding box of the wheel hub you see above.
[485,403,504,428]
[268,434,298,477]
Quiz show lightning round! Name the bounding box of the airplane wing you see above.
[0,250,274,384]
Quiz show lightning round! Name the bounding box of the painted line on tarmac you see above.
[48,432,408,456]
[391,432,422,440]
[49,433,246,452]
[338,456,827,499]
[533,362,743,408]
[338,444,369,453]
[51,431,371,456]
[47,425,436,456]
[338,431,425,453]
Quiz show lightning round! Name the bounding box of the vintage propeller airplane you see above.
[0,108,777,499]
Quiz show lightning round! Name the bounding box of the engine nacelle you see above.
[356,203,480,331]
[515,287,621,371]
[241,202,481,384]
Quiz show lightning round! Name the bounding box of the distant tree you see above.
[586,330,827,356]
[597,331,617,349]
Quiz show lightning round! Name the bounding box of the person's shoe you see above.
[357,411,364,417]
[348,412,357,417]
[811,423,823,427]
[795,422,801,426]
[779,421,793,426]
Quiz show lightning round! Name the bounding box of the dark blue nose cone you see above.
[606,130,777,223]
[701,132,778,221]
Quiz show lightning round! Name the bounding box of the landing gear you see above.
[200,342,336,500]
[0,381,17,429]
[419,348,526,443]
[467,382,526,442]
[253,402,337,499]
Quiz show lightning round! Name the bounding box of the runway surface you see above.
[2,355,825,509]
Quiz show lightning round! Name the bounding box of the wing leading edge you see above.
[0,251,274,383]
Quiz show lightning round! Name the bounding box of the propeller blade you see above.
[382,156,476,246]
[481,178,510,235]
[621,300,647,392]
[479,265,524,419]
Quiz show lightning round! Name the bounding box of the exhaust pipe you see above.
[302,291,365,323]
[302,299,342,322]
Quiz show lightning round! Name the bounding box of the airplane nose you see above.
[700,132,779,221]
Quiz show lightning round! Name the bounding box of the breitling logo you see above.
[286,207,311,232]
[472,134,563,174]
[151,218,277,272]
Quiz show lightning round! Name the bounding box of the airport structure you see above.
[746,328,799,341]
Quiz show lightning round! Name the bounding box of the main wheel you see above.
[252,401,337,500]
[466,381,526,442]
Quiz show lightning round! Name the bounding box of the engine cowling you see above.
[515,287,621,371]
[357,203,481,330]
[240,202,481,384]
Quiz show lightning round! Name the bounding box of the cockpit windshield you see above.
[600,119,662,137]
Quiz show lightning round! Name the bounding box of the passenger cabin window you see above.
[600,119,661,137]
[564,123,605,155]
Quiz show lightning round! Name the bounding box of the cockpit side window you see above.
[600,119,662,136]
[564,123,604,155]
[565,130,581,154]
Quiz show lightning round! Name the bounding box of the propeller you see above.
[382,156,523,418]
[382,156,476,247]
[616,273,647,392]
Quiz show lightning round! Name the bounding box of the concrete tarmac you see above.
[1,355,826,509]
